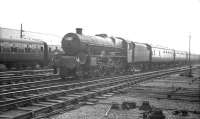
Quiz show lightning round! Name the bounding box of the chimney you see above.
[76,28,82,35]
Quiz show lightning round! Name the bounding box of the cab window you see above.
[49,47,51,52]
[41,46,43,51]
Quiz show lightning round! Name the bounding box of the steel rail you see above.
[0,66,197,119]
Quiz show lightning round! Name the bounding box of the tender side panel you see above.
[134,43,150,62]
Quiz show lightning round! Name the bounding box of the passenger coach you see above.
[0,38,48,69]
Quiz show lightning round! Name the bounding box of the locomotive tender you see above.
[58,28,200,78]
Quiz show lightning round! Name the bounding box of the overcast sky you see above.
[0,0,200,54]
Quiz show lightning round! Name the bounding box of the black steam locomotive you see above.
[57,28,200,79]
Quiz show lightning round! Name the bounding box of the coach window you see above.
[2,42,6,52]
[11,47,15,52]
[41,46,43,52]
[25,45,28,52]
[25,45,27,52]
[15,43,18,52]
[13,44,17,52]
[15,47,17,52]
[26,44,31,52]
[17,43,21,52]
[28,47,31,52]
[18,43,23,52]
[49,47,51,52]
[22,44,26,52]
[2,42,8,52]
[35,45,38,52]
[0,43,1,52]
[11,44,16,52]
[29,44,32,52]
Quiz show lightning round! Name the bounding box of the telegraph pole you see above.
[188,33,192,76]
[20,24,23,38]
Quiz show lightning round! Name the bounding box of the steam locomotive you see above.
[0,27,63,70]
[57,28,200,78]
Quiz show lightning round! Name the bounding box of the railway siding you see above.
[49,67,200,119]
[0,66,198,119]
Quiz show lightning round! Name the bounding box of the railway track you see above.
[0,69,59,93]
[0,69,54,77]
[0,66,197,119]
[0,73,59,85]
[0,76,62,94]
